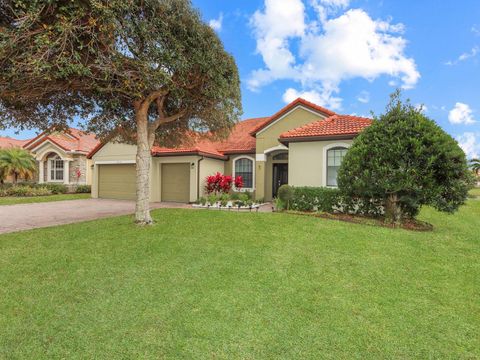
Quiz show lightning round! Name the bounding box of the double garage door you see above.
[98,163,190,202]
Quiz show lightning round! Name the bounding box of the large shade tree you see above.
[0,0,242,223]
[338,91,472,225]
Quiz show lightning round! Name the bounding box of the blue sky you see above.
[2,0,479,158]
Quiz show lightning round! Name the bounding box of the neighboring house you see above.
[88,98,372,202]
[23,128,99,186]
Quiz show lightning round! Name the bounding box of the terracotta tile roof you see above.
[151,134,226,159]
[280,115,372,140]
[0,137,29,149]
[24,128,99,153]
[150,117,270,159]
[217,117,270,153]
[249,98,336,136]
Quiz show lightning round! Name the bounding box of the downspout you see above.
[197,156,204,200]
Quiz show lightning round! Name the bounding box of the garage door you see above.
[98,164,136,200]
[161,163,190,202]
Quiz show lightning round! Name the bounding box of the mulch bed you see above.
[284,210,433,231]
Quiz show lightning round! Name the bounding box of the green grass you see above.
[0,200,479,359]
[469,187,480,197]
[0,193,90,206]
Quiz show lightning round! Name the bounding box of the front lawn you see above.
[0,199,478,358]
[0,193,90,206]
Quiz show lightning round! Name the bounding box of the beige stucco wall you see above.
[198,157,225,197]
[288,140,353,187]
[254,106,327,200]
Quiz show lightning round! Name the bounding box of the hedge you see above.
[277,185,384,216]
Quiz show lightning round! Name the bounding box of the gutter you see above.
[197,156,204,200]
[279,134,357,145]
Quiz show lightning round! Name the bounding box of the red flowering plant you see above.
[205,172,239,194]
[75,168,82,183]
[234,176,243,190]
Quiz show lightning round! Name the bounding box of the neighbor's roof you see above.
[280,115,372,141]
[249,98,336,136]
[0,137,28,149]
[23,128,99,153]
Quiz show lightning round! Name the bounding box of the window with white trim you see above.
[326,147,348,187]
[50,156,64,181]
[234,157,253,189]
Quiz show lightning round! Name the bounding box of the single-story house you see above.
[1,128,99,186]
[88,98,372,202]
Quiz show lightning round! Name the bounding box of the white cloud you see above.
[414,103,428,113]
[472,25,480,36]
[248,2,420,109]
[357,91,370,103]
[449,102,476,125]
[445,46,479,65]
[318,0,350,7]
[283,87,342,109]
[457,132,480,159]
[209,13,223,31]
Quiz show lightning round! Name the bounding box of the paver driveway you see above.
[0,199,190,234]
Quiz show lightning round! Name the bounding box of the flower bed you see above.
[192,200,264,211]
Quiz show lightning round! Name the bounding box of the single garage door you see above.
[161,163,190,202]
[98,164,136,200]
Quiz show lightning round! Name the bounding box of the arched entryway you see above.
[271,151,289,198]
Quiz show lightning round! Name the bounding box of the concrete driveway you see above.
[0,199,190,234]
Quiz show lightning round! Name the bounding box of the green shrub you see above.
[4,185,52,197]
[230,192,240,200]
[338,91,471,224]
[207,193,218,206]
[199,197,207,205]
[277,185,294,209]
[220,193,229,207]
[75,185,91,193]
[238,193,249,204]
[273,197,285,211]
[44,183,68,194]
[290,187,341,212]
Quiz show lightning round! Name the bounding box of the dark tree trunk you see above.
[385,193,403,225]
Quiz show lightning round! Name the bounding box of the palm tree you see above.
[0,148,36,184]
[470,158,480,176]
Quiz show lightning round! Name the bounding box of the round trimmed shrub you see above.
[338,91,472,224]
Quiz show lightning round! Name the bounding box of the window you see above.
[50,156,64,181]
[327,147,348,187]
[272,152,288,161]
[234,157,254,189]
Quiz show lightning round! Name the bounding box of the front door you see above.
[273,164,288,198]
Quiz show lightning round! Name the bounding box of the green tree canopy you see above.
[0,0,242,223]
[338,91,471,224]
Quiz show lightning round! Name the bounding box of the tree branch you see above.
[149,110,187,132]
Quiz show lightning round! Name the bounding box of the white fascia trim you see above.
[256,154,266,162]
[322,142,351,187]
[94,160,136,165]
[264,144,288,154]
[233,155,255,191]
[30,139,67,154]
[255,105,326,136]
[35,145,72,161]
